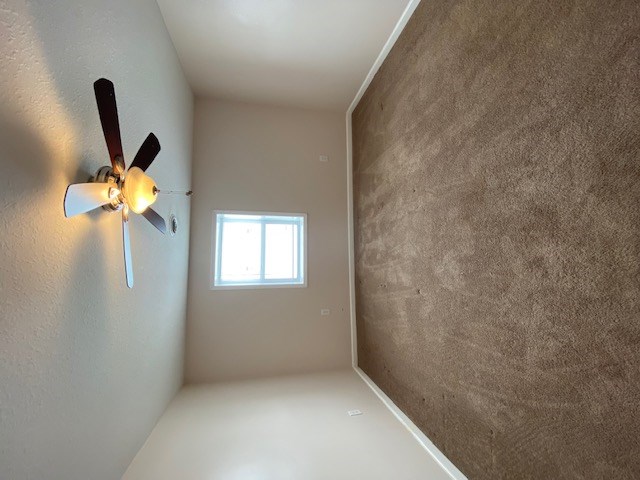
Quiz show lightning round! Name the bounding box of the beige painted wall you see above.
[186,99,351,382]
[124,370,450,480]
[0,1,192,479]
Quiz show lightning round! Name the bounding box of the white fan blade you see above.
[122,209,134,288]
[64,182,114,218]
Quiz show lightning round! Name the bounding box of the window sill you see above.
[210,282,307,291]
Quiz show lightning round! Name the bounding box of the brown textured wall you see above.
[352,0,640,478]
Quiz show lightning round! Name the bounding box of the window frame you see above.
[210,210,308,290]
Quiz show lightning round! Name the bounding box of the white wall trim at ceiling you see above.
[354,368,468,480]
[345,1,467,479]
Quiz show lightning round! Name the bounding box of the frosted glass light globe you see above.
[123,167,157,214]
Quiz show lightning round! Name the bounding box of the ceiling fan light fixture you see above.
[64,78,169,288]
[123,166,158,214]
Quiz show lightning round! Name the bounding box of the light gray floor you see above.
[123,369,450,480]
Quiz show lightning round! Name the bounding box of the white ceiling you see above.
[156,0,411,111]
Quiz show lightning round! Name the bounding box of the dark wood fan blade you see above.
[130,133,160,172]
[94,78,125,174]
[141,207,166,234]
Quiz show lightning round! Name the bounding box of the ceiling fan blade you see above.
[94,78,125,174]
[130,133,160,172]
[141,207,167,234]
[64,182,114,218]
[122,209,134,288]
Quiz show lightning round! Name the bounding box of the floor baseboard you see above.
[354,367,467,480]
[348,2,466,478]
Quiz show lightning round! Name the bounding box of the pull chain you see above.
[155,189,193,196]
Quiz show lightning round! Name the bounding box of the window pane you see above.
[265,223,296,280]
[219,221,262,282]
[213,212,305,288]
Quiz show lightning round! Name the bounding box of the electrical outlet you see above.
[319,155,329,162]
[348,409,363,416]
[321,309,330,316]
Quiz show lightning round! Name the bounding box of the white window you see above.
[212,211,306,289]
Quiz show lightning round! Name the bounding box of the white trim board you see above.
[355,368,467,480]
[345,1,468,479]
[346,0,422,368]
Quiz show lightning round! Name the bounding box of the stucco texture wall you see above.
[0,1,193,478]
[352,0,640,478]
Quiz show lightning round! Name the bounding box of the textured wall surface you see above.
[186,99,351,383]
[352,0,640,478]
[0,1,193,478]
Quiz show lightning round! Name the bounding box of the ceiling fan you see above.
[63,78,167,289]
